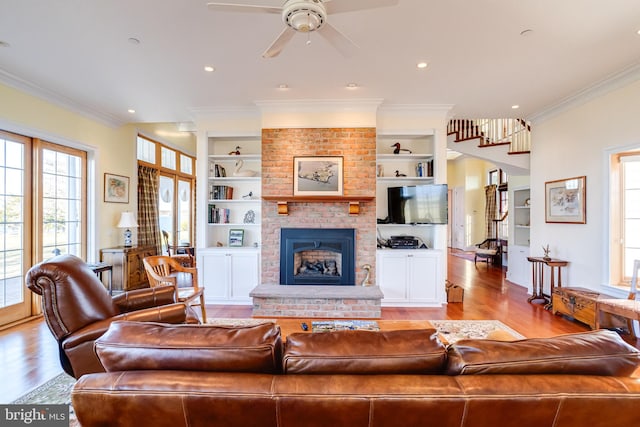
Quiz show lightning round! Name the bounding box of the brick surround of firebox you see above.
[258,127,379,317]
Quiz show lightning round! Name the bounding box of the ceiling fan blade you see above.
[207,2,282,14]
[262,27,296,58]
[323,0,398,15]
[317,23,358,57]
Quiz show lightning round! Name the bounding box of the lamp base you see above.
[123,228,132,247]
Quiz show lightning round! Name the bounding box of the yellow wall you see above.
[447,156,497,247]
[0,83,194,260]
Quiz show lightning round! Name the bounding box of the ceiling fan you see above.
[207,0,399,58]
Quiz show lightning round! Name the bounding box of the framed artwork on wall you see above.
[104,173,130,203]
[545,176,586,224]
[293,156,343,196]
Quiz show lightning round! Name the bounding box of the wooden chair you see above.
[595,259,640,338]
[162,229,195,267]
[473,238,501,266]
[143,255,207,322]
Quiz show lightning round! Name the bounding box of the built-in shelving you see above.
[205,136,262,248]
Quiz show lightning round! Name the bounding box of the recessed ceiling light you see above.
[127,109,136,114]
[520,29,533,37]
[346,83,358,89]
[637,29,640,35]
[0,41,10,48]
[417,62,428,69]
[278,84,289,89]
[128,37,140,45]
[512,105,520,109]
[204,66,215,72]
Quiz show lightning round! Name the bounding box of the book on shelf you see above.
[208,204,231,224]
[415,160,433,177]
[209,185,234,200]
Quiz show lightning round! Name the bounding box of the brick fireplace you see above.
[254,127,380,318]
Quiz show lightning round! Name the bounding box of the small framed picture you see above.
[104,173,130,203]
[293,156,343,196]
[545,176,586,224]
[229,229,244,247]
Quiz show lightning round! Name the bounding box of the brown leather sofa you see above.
[25,254,200,378]
[72,321,640,427]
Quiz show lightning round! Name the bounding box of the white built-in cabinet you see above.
[197,134,262,303]
[375,130,447,306]
[507,186,530,286]
[377,249,444,306]
[198,248,260,304]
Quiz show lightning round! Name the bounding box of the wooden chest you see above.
[552,287,612,329]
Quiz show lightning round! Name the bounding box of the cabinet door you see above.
[126,247,154,290]
[507,246,530,287]
[199,252,230,301]
[377,252,408,302]
[407,253,439,302]
[230,252,259,301]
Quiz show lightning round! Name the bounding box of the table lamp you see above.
[117,211,138,247]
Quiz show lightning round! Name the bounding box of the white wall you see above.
[531,78,640,294]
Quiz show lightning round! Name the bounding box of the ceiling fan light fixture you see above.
[283,1,326,32]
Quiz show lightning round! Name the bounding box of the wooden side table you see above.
[87,262,113,295]
[527,257,569,310]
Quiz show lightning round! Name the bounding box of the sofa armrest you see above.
[112,285,176,313]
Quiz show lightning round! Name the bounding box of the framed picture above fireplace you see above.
[293,156,343,196]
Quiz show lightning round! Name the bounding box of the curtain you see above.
[485,184,497,239]
[138,165,161,254]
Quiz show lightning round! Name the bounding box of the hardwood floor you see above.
[0,250,635,403]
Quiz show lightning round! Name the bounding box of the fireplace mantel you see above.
[262,195,375,215]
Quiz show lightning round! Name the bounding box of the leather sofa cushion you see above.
[283,329,446,374]
[447,329,640,376]
[95,321,282,373]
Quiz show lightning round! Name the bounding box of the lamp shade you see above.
[117,212,138,228]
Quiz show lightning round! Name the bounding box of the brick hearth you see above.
[251,284,383,318]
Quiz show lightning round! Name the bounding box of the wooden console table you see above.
[527,257,568,310]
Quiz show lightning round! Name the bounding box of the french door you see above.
[0,131,86,327]
[0,131,32,325]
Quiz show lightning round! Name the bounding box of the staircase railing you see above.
[447,118,531,154]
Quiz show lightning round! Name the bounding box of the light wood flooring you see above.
[0,249,634,403]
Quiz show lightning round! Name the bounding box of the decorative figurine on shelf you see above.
[233,159,258,176]
[228,145,242,155]
[242,191,254,200]
[542,244,551,261]
[395,170,407,177]
[391,142,412,154]
[361,264,372,286]
[243,210,256,224]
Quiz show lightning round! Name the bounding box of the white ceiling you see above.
[1,0,640,126]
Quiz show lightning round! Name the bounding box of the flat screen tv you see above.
[387,184,448,225]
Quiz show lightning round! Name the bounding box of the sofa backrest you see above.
[283,329,447,374]
[95,321,283,373]
[446,329,640,376]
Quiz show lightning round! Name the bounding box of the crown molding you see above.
[530,61,640,124]
[254,98,384,113]
[0,68,124,128]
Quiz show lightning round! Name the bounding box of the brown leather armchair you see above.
[26,254,200,378]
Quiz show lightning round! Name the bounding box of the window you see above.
[611,151,640,285]
[137,135,195,249]
[488,168,509,239]
[137,137,156,164]
[39,142,86,259]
